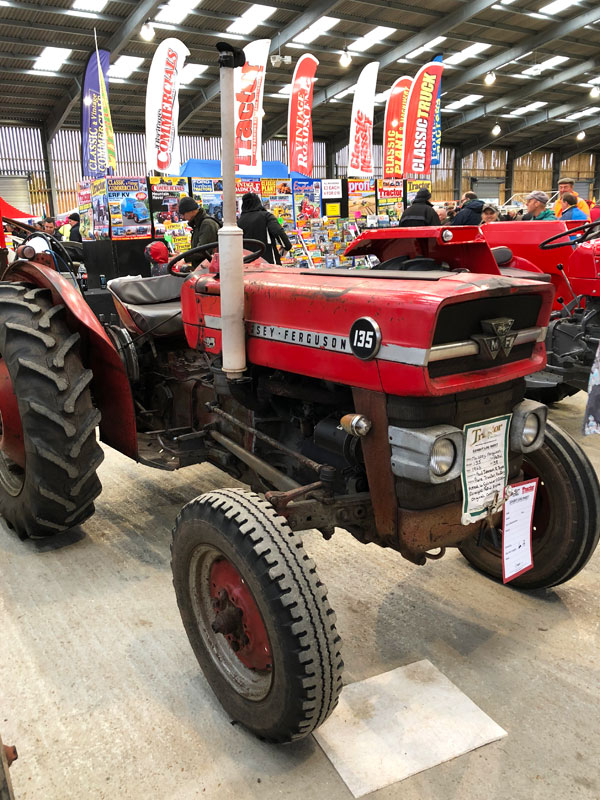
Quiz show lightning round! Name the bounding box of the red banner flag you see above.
[234,39,270,175]
[288,54,318,176]
[383,76,412,179]
[401,61,444,176]
[348,62,379,177]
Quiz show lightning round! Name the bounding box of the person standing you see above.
[42,218,63,240]
[524,191,556,220]
[236,192,292,264]
[552,177,590,219]
[178,196,220,268]
[450,192,484,225]
[559,192,589,221]
[68,212,82,242]
[480,203,500,223]
[399,188,440,226]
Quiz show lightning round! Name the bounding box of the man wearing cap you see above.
[178,196,220,268]
[399,188,440,226]
[525,191,556,220]
[68,212,82,243]
[481,203,499,224]
[553,177,590,220]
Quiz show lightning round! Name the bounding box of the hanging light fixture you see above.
[140,20,155,41]
[484,71,496,86]
[339,47,352,68]
[83,94,92,106]
[590,86,600,99]
[576,130,586,141]
[491,123,501,136]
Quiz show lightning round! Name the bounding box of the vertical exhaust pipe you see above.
[217,42,246,379]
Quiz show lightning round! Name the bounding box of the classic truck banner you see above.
[146,38,190,174]
[106,177,151,240]
[383,76,412,179]
[81,49,112,178]
[95,40,116,174]
[288,54,318,177]
[348,62,379,178]
[401,61,445,176]
[234,39,270,175]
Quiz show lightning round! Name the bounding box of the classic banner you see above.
[288,53,318,176]
[145,38,190,174]
[96,40,116,174]
[348,62,379,177]
[401,61,444,176]
[81,49,111,178]
[382,76,412,179]
[234,39,270,175]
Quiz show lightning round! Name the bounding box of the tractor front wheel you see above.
[0,283,104,538]
[171,488,343,742]
[459,421,600,589]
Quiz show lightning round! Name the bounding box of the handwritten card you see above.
[502,479,537,583]
[461,415,511,525]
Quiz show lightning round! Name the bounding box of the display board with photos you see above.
[260,178,294,226]
[348,179,377,221]
[191,178,224,227]
[91,178,110,240]
[106,177,151,240]
[150,176,191,251]
[77,180,94,241]
[376,180,404,223]
[292,179,321,227]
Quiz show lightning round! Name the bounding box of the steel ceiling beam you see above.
[443,5,600,95]
[45,0,165,140]
[512,114,600,159]
[178,0,340,128]
[442,57,600,133]
[558,136,600,162]
[262,0,500,140]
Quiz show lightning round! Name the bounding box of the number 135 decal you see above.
[349,317,382,360]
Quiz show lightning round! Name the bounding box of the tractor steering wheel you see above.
[539,219,600,249]
[167,238,266,276]
[22,230,78,276]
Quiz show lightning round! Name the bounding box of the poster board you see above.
[292,179,321,226]
[107,177,151,240]
[261,178,293,226]
[91,178,110,239]
[406,179,432,204]
[191,178,224,224]
[149,176,191,249]
[77,180,94,241]
[376,180,404,222]
[348,179,376,221]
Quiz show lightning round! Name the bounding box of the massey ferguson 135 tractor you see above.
[0,45,599,744]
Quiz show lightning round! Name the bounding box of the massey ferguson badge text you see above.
[410,71,437,173]
[155,48,179,170]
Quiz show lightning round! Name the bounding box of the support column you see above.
[325,138,337,178]
[593,152,600,202]
[41,124,58,217]
[505,149,514,204]
[551,150,561,196]
[453,148,463,202]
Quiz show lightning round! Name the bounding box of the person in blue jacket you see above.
[559,192,589,221]
[450,191,484,225]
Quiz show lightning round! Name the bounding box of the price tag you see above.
[502,479,537,583]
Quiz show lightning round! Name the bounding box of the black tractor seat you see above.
[107,274,184,336]
[491,246,551,282]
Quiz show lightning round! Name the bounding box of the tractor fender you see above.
[5,259,138,460]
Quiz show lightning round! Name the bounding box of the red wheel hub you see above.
[209,559,272,671]
[0,359,24,468]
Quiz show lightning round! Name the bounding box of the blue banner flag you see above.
[81,49,111,178]
[430,54,443,167]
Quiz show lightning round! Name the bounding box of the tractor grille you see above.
[428,294,542,378]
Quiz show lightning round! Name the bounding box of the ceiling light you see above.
[72,0,108,10]
[484,71,496,85]
[522,56,568,75]
[155,0,201,25]
[293,16,339,45]
[539,0,580,14]
[511,100,547,115]
[339,48,352,68]
[492,123,501,136]
[179,63,208,85]
[140,21,155,41]
[33,47,72,72]
[108,55,144,79]
[576,130,586,141]
[444,93,484,111]
[444,42,491,66]
[227,4,276,35]
[349,25,395,53]
[404,36,446,60]
[83,95,92,106]
[590,86,600,98]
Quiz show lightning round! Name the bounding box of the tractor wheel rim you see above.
[0,358,25,496]
[189,544,272,701]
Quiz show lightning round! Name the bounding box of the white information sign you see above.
[502,479,537,583]
[321,179,343,199]
[461,414,511,525]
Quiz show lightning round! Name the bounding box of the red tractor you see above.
[0,47,598,744]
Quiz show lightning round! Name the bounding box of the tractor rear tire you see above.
[171,488,343,742]
[0,283,104,538]
[459,421,600,589]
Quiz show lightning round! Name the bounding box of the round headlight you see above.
[522,412,540,447]
[430,438,456,477]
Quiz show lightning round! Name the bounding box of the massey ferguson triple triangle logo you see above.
[472,317,517,360]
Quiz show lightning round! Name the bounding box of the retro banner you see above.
[401,61,445,176]
[81,49,112,178]
[288,53,318,177]
[383,76,412,179]
[235,39,270,175]
[149,176,190,248]
[77,180,94,241]
[106,176,151,240]
[146,38,190,174]
[91,178,110,239]
[348,62,379,178]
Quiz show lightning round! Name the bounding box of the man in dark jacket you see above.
[399,188,439,226]
[68,212,82,242]
[179,196,220,268]
[451,192,484,225]
[237,192,292,264]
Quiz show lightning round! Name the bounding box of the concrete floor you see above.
[1,393,599,800]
